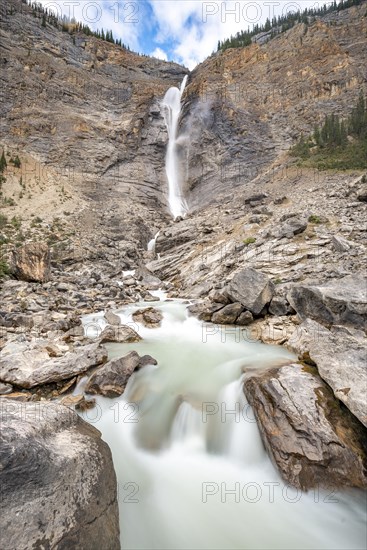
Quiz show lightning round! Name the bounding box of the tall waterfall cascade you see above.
[162,76,188,219]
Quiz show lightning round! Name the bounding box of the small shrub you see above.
[0,214,8,229]
[308,215,322,224]
[243,237,257,246]
[11,216,22,230]
[0,258,10,279]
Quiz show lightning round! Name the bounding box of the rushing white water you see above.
[162,76,188,218]
[147,231,160,253]
[81,298,367,550]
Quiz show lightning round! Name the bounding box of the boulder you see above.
[99,324,142,344]
[11,243,51,283]
[0,342,107,389]
[187,301,224,322]
[236,311,254,326]
[104,311,121,326]
[86,351,157,397]
[288,319,367,426]
[132,307,163,328]
[244,363,367,490]
[225,268,274,315]
[269,296,292,317]
[211,303,244,324]
[281,217,308,238]
[0,400,120,550]
[288,273,367,329]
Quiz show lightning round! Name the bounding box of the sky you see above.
[38,0,332,69]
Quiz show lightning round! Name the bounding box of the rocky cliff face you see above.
[181,3,367,210]
[1,0,187,263]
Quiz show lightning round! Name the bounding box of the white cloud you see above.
[38,0,331,69]
[148,0,331,69]
[151,47,168,61]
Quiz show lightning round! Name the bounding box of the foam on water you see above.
[80,297,367,550]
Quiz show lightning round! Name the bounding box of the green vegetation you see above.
[11,216,22,230]
[24,0,130,50]
[9,154,21,168]
[0,258,10,279]
[243,237,256,246]
[290,92,367,170]
[308,215,322,224]
[217,0,364,51]
[0,214,8,229]
[0,151,7,173]
[274,278,283,285]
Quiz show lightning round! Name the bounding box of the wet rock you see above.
[11,243,51,283]
[288,319,367,427]
[288,273,367,329]
[211,303,244,325]
[104,311,121,326]
[244,363,367,490]
[225,268,275,316]
[0,342,107,389]
[0,400,120,550]
[187,301,224,322]
[132,307,163,328]
[99,324,142,344]
[86,351,157,397]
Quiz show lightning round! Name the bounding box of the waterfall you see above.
[162,75,188,219]
[147,231,160,253]
[80,299,367,550]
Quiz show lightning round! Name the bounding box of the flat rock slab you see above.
[86,351,157,397]
[0,400,120,550]
[288,319,367,427]
[0,342,107,389]
[244,363,367,491]
[288,273,367,329]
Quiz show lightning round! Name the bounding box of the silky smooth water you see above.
[162,76,188,218]
[81,296,367,550]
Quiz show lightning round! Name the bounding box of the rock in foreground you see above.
[0,400,120,550]
[86,351,157,397]
[244,363,367,491]
[0,342,107,389]
[288,319,367,427]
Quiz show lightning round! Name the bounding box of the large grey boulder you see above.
[211,303,244,324]
[225,268,274,315]
[288,274,367,329]
[86,351,157,397]
[244,363,367,490]
[0,342,107,389]
[288,319,367,426]
[0,400,120,550]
